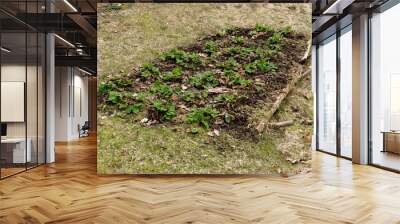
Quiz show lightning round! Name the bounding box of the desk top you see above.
[381,131,400,134]
[1,138,30,143]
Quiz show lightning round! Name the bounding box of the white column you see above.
[352,14,369,164]
[46,32,55,163]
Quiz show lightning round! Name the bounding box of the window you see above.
[339,25,352,158]
[317,35,337,154]
[370,3,400,171]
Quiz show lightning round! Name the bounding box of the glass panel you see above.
[1,30,27,177]
[27,31,38,169]
[371,4,400,171]
[340,26,352,158]
[317,35,337,154]
[38,32,45,165]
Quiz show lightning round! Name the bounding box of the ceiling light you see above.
[63,0,78,12]
[78,67,93,76]
[54,34,75,48]
[1,47,11,53]
[323,0,355,15]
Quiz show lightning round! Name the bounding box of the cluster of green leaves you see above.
[107,91,122,104]
[161,48,201,66]
[232,36,245,45]
[182,91,200,103]
[215,93,236,103]
[223,70,252,87]
[204,41,218,55]
[140,63,161,78]
[228,47,253,58]
[99,78,133,95]
[245,59,277,75]
[162,67,183,81]
[218,57,240,71]
[254,23,274,32]
[249,23,274,36]
[152,100,176,121]
[265,33,283,52]
[125,103,143,114]
[280,26,293,36]
[189,71,219,89]
[186,107,219,129]
[150,81,174,98]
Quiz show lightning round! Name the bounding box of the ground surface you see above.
[1,136,400,223]
[98,3,312,174]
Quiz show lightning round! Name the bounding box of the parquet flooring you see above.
[1,135,400,223]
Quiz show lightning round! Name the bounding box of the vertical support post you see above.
[46,1,55,163]
[352,14,369,164]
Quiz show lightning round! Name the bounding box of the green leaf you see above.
[125,103,143,114]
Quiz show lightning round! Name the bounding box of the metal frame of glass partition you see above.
[315,22,353,161]
[0,1,47,180]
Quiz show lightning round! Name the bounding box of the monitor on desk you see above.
[1,123,7,137]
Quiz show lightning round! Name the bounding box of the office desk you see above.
[1,138,32,163]
[382,131,400,154]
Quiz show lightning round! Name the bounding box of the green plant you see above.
[244,63,257,75]
[161,48,201,66]
[186,107,218,129]
[245,59,277,75]
[223,70,252,87]
[232,36,244,44]
[228,47,252,58]
[255,23,273,32]
[125,103,143,114]
[99,82,115,95]
[162,67,183,81]
[280,26,293,35]
[152,100,176,121]
[255,59,278,73]
[107,91,122,104]
[266,33,283,46]
[215,93,236,103]
[189,71,219,89]
[204,41,218,54]
[218,57,240,70]
[229,77,252,87]
[151,81,174,98]
[182,91,199,103]
[224,113,234,124]
[140,63,160,78]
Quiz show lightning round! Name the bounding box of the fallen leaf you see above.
[208,87,231,93]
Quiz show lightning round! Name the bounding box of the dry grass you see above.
[98,3,311,81]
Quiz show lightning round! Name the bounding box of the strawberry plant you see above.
[125,103,143,114]
[151,81,174,98]
[162,67,183,81]
[140,63,160,78]
[152,100,176,121]
[186,107,219,129]
[189,71,219,89]
[204,41,218,55]
[161,48,201,66]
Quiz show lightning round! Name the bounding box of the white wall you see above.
[55,67,89,141]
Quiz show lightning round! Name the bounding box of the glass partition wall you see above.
[315,24,352,159]
[370,3,400,171]
[0,4,46,179]
[317,34,337,155]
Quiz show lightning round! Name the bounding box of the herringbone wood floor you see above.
[1,135,400,224]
